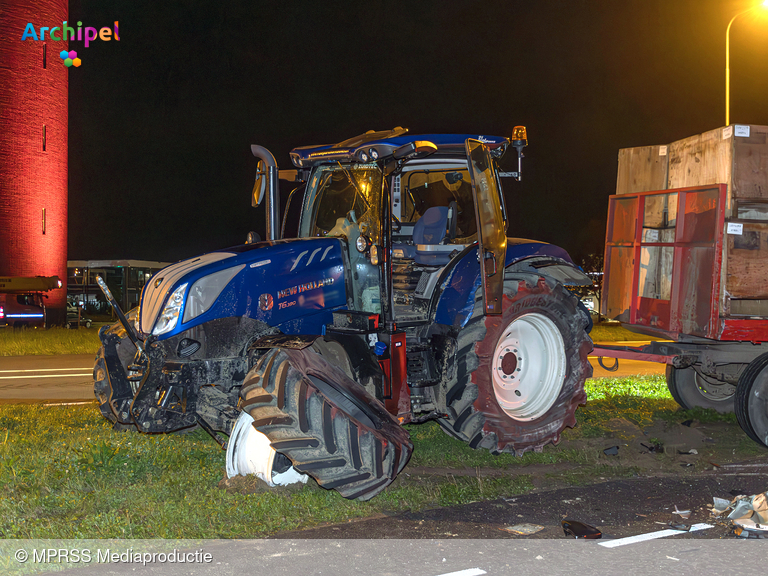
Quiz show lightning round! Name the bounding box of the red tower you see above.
[0,0,68,324]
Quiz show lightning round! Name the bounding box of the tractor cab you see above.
[260,129,524,326]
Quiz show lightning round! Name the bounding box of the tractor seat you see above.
[414,206,459,265]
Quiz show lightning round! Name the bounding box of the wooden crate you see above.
[667,124,768,208]
[615,145,669,195]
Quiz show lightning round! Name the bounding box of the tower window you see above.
[42,125,46,151]
[43,43,47,68]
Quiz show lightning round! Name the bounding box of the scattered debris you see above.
[603,446,619,456]
[561,519,602,539]
[673,505,691,519]
[680,419,694,427]
[666,556,680,561]
[680,463,693,468]
[677,449,698,455]
[668,522,689,531]
[504,523,545,536]
[640,442,663,454]
[709,461,721,468]
[710,489,768,538]
[561,498,582,504]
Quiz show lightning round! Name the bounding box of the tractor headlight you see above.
[182,265,244,324]
[152,283,187,336]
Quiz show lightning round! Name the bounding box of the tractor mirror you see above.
[252,160,267,207]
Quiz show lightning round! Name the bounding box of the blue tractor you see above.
[94,128,593,500]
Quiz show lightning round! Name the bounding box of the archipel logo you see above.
[21,21,120,67]
[60,50,80,67]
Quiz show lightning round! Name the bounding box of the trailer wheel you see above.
[228,348,412,500]
[665,365,736,413]
[439,274,591,454]
[735,353,768,448]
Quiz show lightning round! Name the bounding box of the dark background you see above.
[67,0,768,264]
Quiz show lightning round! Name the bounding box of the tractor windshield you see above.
[299,164,383,244]
[299,164,384,313]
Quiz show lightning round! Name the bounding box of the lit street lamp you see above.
[726,0,768,126]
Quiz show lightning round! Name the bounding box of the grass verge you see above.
[0,374,760,539]
[0,327,102,357]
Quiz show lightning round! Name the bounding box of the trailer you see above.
[595,125,768,449]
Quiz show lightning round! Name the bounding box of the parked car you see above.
[66,304,92,329]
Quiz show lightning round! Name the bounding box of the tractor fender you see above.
[433,240,589,329]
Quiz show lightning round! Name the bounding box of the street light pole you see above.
[726,1,768,126]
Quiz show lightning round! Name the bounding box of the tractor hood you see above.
[138,238,347,339]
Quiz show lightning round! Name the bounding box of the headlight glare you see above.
[182,265,244,324]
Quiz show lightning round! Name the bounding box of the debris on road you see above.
[710,489,768,538]
[673,505,691,519]
[561,519,602,539]
[503,523,544,535]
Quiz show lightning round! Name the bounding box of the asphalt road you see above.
[0,340,666,403]
[0,353,95,403]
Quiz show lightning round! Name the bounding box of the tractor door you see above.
[466,139,507,315]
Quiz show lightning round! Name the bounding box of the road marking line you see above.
[43,401,94,407]
[0,373,92,380]
[435,570,486,576]
[0,368,92,373]
[598,523,713,548]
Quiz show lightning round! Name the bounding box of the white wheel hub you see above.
[491,312,566,421]
[226,411,307,486]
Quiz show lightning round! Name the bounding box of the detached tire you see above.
[735,353,768,448]
[665,365,736,413]
[232,347,412,500]
[439,274,592,454]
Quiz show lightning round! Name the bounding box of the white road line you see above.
[43,401,94,407]
[0,373,92,380]
[435,570,486,576]
[0,368,92,373]
[598,523,713,548]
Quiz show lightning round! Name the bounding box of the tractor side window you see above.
[403,169,477,241]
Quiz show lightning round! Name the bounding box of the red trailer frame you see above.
[601,184,768,343]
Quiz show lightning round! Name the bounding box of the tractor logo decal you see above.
[277,277,335,300]
[258,293,273,311]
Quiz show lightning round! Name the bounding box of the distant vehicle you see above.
[0,293,46,328]
[66,304,92,329]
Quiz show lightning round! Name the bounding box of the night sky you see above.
[67,0,768,264]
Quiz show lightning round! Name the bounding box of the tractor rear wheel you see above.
[665,365,736,413]
[228,347,412,500]
[439,274,591,454]
[735,353,768,448]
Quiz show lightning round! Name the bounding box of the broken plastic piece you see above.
[640,442,663,454]
[562,519,602,539]
[668,522,690,531]
[504,523,544,535]
[712,497,731,513]
[680,419,694,427]
[603,446,619,456]
[673,505,691,519]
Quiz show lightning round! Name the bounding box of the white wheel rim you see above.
[491,312,566,421]
[225,411,307,486]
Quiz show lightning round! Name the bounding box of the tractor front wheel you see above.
[227,347,412,500]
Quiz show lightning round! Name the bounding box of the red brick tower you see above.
[0,0,68,324]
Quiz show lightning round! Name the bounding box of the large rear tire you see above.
[229,347,412,500]
[735,353,768,448]
[665,365,736,413]
[439,274,592,454]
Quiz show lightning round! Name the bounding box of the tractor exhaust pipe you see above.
[250,145,280,241]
